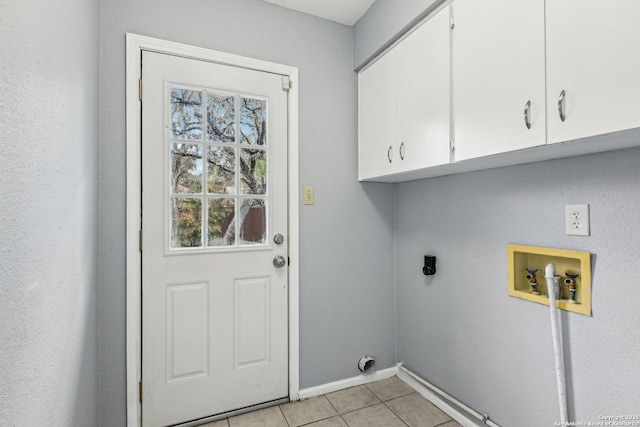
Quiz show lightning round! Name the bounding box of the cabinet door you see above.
[546,0,640,144]
[453,0,546,161]
[396,5,451,172]
[358,48,397,180]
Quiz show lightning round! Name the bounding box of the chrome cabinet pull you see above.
[399,142,405,160]
[558,90,566,122]
[387,145,393,163]
[524,100,531,129]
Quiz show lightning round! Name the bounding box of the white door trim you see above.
[125,33,300,427]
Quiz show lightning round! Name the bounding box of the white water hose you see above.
[545,263,568,424]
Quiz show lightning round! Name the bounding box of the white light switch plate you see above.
[566,204,590,236]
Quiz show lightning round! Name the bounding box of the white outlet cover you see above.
[566,204,590,236]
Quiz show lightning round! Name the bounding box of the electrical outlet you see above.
[303,187,314,205]
[566,204,590,236]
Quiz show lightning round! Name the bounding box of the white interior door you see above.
[141,51,289,427]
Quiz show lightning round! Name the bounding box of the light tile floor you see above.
[201,376,461,427]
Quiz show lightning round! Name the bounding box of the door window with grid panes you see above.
[169,88,269,249]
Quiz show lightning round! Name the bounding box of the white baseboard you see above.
[297,364,496,427]
[396,366,493,427]
[298,366,398,400]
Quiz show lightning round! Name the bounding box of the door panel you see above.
[166,281,209,382]
[546,0,640,143]
[234,276,270,369]
[141,51,289,427]
[453,0,546,160]
[358,48,397,180]
[396,5,451,172]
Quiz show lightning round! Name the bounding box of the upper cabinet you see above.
[359,47,397,180]
[358,4,451,181]
[358,0,640,182]
[452,0,546,161]
[395,6,451,173]
[546,0,640,144]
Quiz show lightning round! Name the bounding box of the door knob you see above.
[273,255,286,268]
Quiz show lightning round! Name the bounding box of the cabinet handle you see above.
[524,100,531,129]
[558,90,566,122]
[399,142,405,161]
[387,145,393,163]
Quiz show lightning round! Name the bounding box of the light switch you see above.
[303,187,314,205]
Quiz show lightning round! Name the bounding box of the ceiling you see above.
[260,0,376,26]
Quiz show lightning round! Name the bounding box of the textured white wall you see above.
[395,146,640,425]
[99,0,395,424]
[0,0,100,425]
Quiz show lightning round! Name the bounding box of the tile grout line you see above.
[363,382,389,403]
[337,385,384,416]
[323,393,340,415]
[383,391,456,427]
[328,384,384,420]
[222,378,456,427]
[278,404,292,427]
[365,378,417,426]
[291,395,340,427]
[382,399,411,427]
[337,401,385,418]
[307,395,340,427]
[301,395,338,425]
[322,384,399,427]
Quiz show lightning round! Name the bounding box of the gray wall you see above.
[395,147,640,425]
[99,0,395,424]
[353,0,442,69]
[0,0,100,425]
[357,3,640,423]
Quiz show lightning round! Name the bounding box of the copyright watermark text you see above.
[554,416,640,427]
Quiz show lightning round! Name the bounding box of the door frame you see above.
[125,33,300,427]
